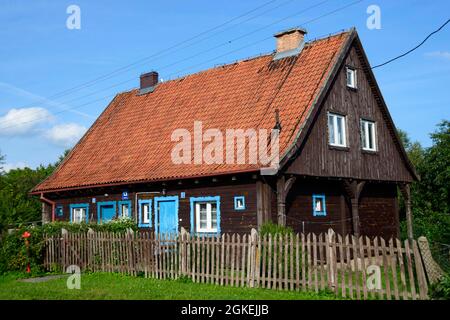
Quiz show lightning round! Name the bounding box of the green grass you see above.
[0,273,339,300]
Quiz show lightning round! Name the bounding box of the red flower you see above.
[22,231,31,239]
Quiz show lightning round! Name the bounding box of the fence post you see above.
[248,228,259,288]
[61,228,68,271]
[180,227,189,276]
[417,236,445,284]
[327,228,336,288]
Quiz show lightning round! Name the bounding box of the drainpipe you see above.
[40,193,56,222]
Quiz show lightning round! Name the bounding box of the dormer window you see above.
[346,67,357,89]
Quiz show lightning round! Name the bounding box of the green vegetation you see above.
[398,120,450,272]
[0,272,338,300]
[260,221,293,237]
[429,274,450,300]
[0,219,138,275]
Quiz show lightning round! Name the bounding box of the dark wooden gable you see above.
[284,34,416,183]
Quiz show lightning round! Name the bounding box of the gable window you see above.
[119,200,132,219]
[190,196,220,234]
[360,119,377,151]
[70,204,89,223]
[234,196,246,210]
[56,206,63,217]
[312,195,326,217]
[328,113,347,147]
[138,199,152,228]
[346,67,357,89]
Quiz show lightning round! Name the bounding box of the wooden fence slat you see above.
[388,239,400,300]
[380,237,392,300]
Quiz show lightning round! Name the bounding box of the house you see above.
[31,27,418,240]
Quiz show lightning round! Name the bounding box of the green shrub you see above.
[260,221,294,237]
[429,274,450,300]
[0,218,138,274]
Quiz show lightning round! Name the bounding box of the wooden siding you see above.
[282,178,398,239]
[286,43,414,182]
[51,179,258,234]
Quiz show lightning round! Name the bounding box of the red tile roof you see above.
[33,31,351,193]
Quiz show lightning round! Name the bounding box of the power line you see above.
[9,0,284,110]
[0,0,332,129]
[1,0,360,131]
[372,18,450,69]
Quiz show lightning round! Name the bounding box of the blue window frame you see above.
[118,200,132,219]
[234,196,246,210]
[69,203,89,223]
[97,201,117,223]
[138,199,152,228]
[312,195,326,217]
[56,206,63,217]
[190,196,221,235]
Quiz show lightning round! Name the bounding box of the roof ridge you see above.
[121,30,352,95]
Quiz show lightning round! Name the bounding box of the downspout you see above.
[40,193,56,222]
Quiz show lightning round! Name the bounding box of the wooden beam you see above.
[342,180,366,238]
[400,184,413,242]
[276,176,286,226]
[256,180,272,229]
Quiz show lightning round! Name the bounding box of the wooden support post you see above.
[400,184,414,242]
[277,176,286,226]
[276,176,297,227]
[256,180,272,228]
[343,180,365,238]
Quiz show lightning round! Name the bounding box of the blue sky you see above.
[0,0,449,171]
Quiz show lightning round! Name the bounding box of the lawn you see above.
[0,273,339,300]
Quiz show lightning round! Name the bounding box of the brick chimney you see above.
[273,27,307,60]
[139,71,158,95]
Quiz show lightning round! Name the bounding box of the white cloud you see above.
[0,107,53,136]
[44,123,87,147]
[2,161,29,172]
[425,51,450,60]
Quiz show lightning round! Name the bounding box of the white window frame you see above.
[195,201,218,233]
[72,208,86,223]
[346,67,357,89]
[142,203,150,224]
[328,112,347,147]
[360,119,377,151]
[120,204,129,218]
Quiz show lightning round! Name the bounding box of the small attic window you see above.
[346,67,357,89]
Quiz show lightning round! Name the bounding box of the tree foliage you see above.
[398,120,450,246]
[0,149,70,233]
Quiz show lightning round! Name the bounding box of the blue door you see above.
[155,196,178,234]
[97,201,116,223]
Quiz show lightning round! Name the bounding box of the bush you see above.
[0,218,139,275]
[429,274,450,300]
[260,221,294,237]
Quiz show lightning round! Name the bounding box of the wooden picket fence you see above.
[44,229,429,300]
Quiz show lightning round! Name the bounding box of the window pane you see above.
[368,123,374,150]
[142,204,150,223]
[199,203,207,229]
[211,203,217,229]
[337,117,344,145]
[328,115,335,144]
[122,204,129,217]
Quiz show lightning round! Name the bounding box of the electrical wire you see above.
[372,18,450,69]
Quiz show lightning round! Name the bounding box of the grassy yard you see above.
[0,273,339,300]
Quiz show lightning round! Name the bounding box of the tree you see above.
[0,150,71,233]
[0,150,4,173]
